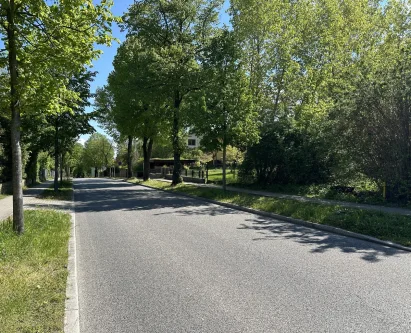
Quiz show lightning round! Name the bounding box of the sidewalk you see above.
[0,180,72,221]
[156,179,411,216]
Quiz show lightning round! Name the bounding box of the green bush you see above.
[239,123,336,186]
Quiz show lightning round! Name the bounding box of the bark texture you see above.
[7,1,24,233]
[127,135,133,178]
[142,137,153,181]
[172,94,183,185]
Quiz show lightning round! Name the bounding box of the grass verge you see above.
[0,194,8,200]
[207,169,238,185]
[0,210,71,332]
[203,169,387,206]
[39,180,73,201]
[141,180,411,247]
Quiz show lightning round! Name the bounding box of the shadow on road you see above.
[74,187,235,216]
[239,217,407,263]
[74,179,236,217]
[74,179,409,263]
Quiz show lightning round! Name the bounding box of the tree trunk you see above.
[127,135,133,178]
[60,153,63,185]
[172,94,183,185]
[26,150,39,185]
[142,137,149,181]
[147,138,153,175]
[54,119,59,191]
[142,137,154,181]
[7,1,24,233]
[66,165,70,180]
[222,133,227,192]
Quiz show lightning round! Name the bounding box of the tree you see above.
[229,0,385,189]
[83,133,114,176]
[230,0,375,124]
[122,0,223,185]
[0,0,117,233]
[333,1,411,201]
[19,70,95,190]
[50,70,96,191]
[114,138,139,176]
[192,30,259,190]
[64,142,85,179]
[96,37,169,181]
[38,151,53,181]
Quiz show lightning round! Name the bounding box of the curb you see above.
[136,182,411,253]
[64,191,79,333]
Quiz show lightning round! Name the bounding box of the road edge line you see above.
[137,182,411,253]
[64,190,80,333]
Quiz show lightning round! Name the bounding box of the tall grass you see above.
[0,210,71,332]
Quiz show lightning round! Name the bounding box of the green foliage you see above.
[82,133,114,171]
[95,37,170,180]
[150,139,174,159]
[0,0,117,229]
[182,148,204,161]
[65,142,86,178]
[95,39,168,142]
[38,151,53,171]
[225,0,411,203]
[239,122,335,185]
[115,139,139,169]
[103,0,411,204]
[122,0,223,184]
[192,29,259,152]
[0,1,118,117]
[331,2,411,202]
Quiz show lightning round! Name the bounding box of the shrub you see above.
[239,123,335,186]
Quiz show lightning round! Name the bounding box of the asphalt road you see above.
[74,178,411,333]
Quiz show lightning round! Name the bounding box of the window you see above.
[188,139,196,146]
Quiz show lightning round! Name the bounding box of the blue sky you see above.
[81,0,231,144]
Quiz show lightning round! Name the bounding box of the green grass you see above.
[39,180,73,201]
[0,194,8,200]
[0,210,71,332]
[207,169,238,184]
[143,180,411,247]
[127,177,139,183]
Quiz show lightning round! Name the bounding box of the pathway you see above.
[0,180,72,221]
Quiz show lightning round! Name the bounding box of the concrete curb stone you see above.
[64,191,79,333]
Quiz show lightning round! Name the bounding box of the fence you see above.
[149,166,208,184]
[183,168,207,180]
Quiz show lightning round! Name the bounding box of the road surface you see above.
[74,178,411,333]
